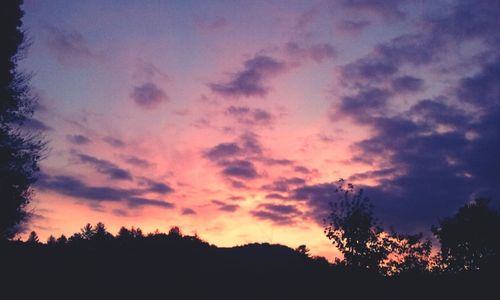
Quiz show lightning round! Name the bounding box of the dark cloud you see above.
[339,0,408,19]
[43,25,95,65]
[131,82,168,109]
[341,58,398,83]
[220,160,259,180]
[265,193,288,200]
[251,203,302,225]
[256,157,294,166]
[408,99,468,128]
[138,178,174,194]
[457,60,500,108]
[209,55,286,98]
[285,42,336,63]
[290,183,339,224]
[261,177,306,192]
[194,16,228,32]
[323,0,500,232]
[23,118,52,132]
[67,134,92,145]
[336,19,371,34]
[230,180,248,189]
[122,155,154,168]
[424,0,500,43]
[37,173,138,202]
[182,208,196,215]
[204,143,242,161]
[225,106,275,126]
[293,166,311,174]
[76,153,133,181]
[335,87,391,121]
[212,200,239,212]
[391,75,424,93]
[103,136,126,148]
[348,168,397,181]
[127,197,174,209]
[37,173,175,211]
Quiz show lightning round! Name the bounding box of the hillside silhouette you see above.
[2,203,499,299]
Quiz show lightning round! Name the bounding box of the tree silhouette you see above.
[324,180,389,273]
[433,198,500,273]
[26,230,39,244]
[387,232,432,276]
[0,0,45,239]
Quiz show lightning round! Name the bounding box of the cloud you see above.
[204,143,242,161]
[285,42,336,63]
[194,16,228,32]
[209,55,286,98]
[67,134,92,145]
[251,203,302,225]
[37,173,138,202]
[122,155,154,168]
[289,183,339,224]
[336,19,371,34]
[212,200,239,212]
[127,197,174,209]
[261,177,306,192]
[348,168,397,181]
[220,160,259,180]
[103,136,126,148]
[23,118,52,132]
[457,60,500,108]
[131,82,168,109]
[341,58,398,84]
[225,106,275,126]
[37,173,175,210]
[138,178,174,194]
[182,208,197,215]
[293,166,311,174]
[76,153,133,181]
[335,87,391,122]
[265,193,288,200]
[43,25,95,65]
[391,75,424,93]
[339,0,408,20]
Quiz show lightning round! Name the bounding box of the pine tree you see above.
[0,0,45,239]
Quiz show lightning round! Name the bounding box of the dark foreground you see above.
[1,235,497,300]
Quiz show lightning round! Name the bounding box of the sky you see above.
[20,0,500,260]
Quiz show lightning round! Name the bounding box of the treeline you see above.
[324,180,500,276]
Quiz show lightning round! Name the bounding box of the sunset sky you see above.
[20,0,500,260]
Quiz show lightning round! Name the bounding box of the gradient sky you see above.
[20,0,500,260]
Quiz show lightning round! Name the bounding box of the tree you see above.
[295,244,310,257]
[26,230,39,244]
[80,223,96,240]
[433,198,500,273]
[386,232,432,276]
[324,179,390,273]
[46,235,56,245]
[0,0,45,239]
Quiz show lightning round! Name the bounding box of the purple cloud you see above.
[67,134,92,145]
[209,55,286,98]
[131,82,168,109]
[76,153,133,181]
[391,75,424,93]
[43,25,95,65]
[251,203,302,225]
[212,200,239,212]
[220,160,259,180]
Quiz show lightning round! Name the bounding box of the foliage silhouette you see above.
[433,198,500,273]
[0,0,45,239]
[324,179,390,273]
